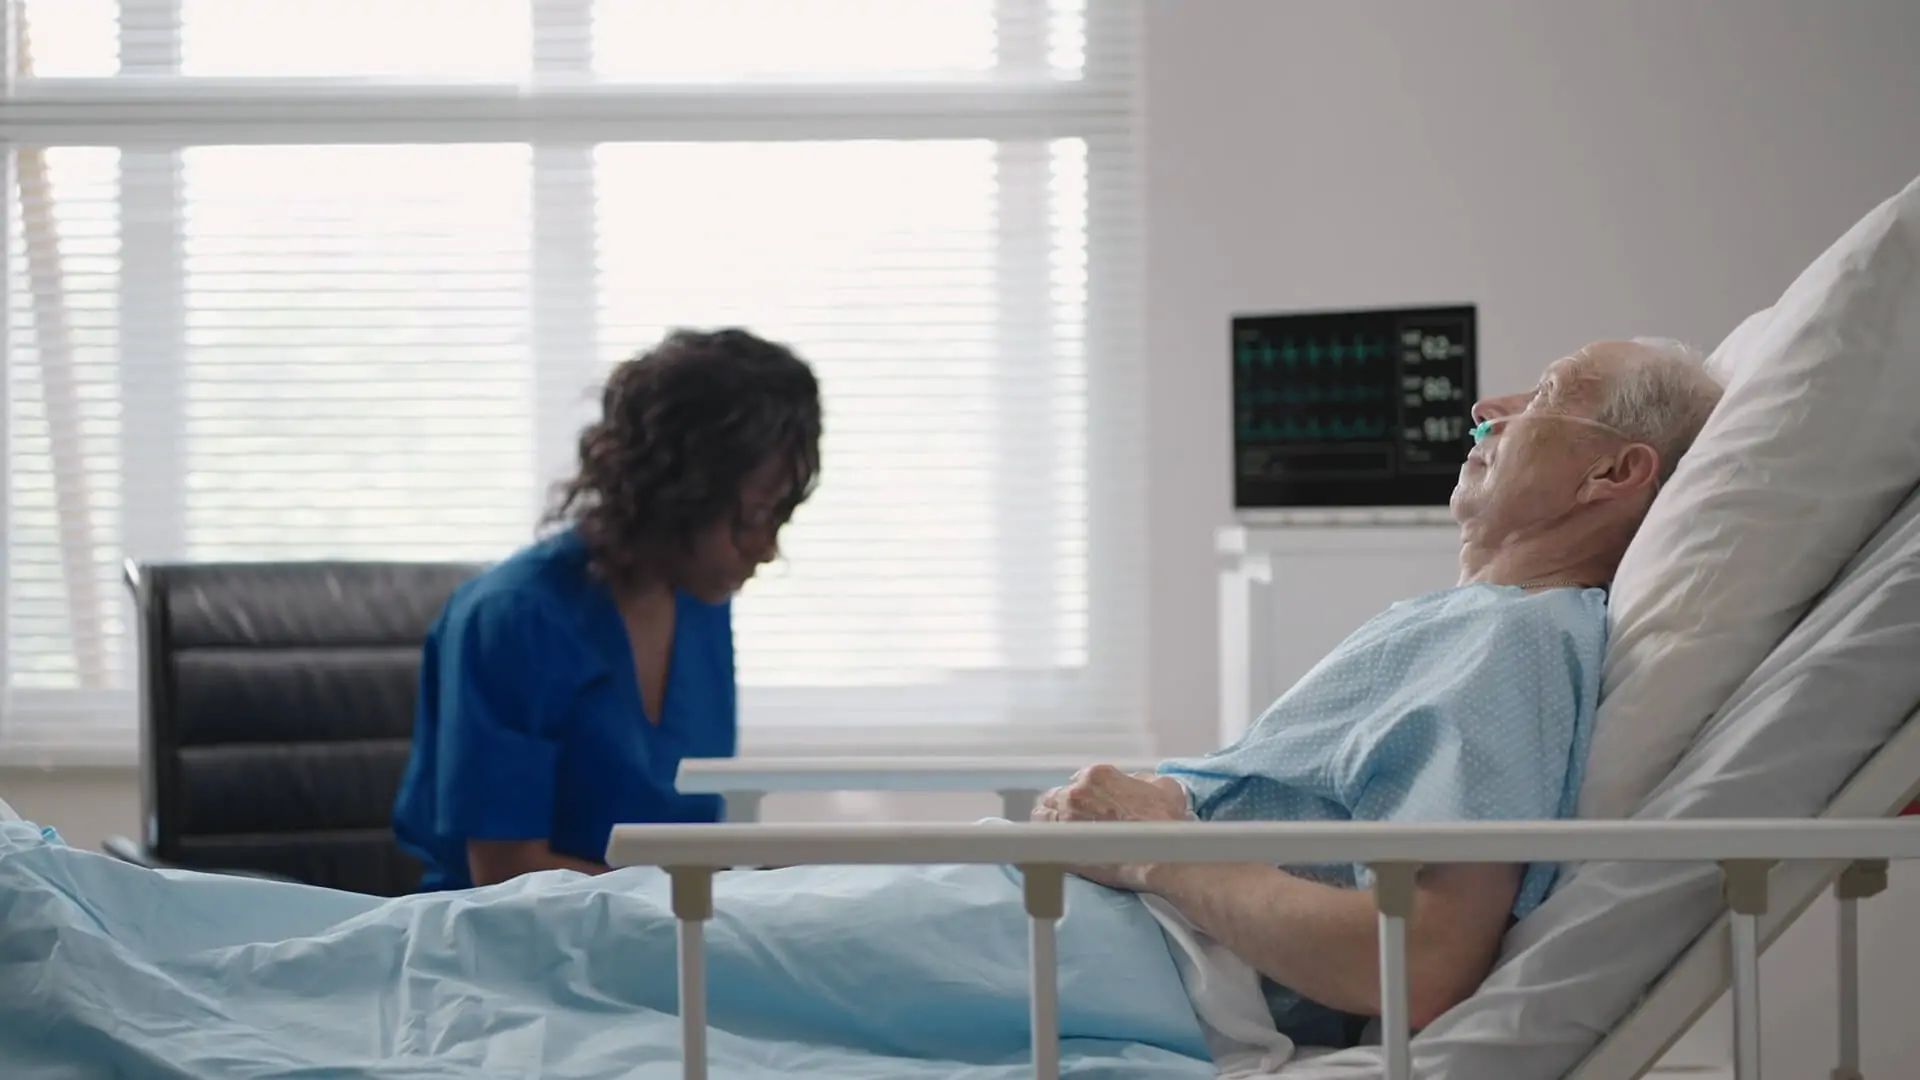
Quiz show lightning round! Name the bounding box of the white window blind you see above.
[0,0,1146,765]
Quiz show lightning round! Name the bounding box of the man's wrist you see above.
[1139,859,1205,899]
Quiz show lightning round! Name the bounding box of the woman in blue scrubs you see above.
[392,328,822,890]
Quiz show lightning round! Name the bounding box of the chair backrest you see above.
[127,559,481,896]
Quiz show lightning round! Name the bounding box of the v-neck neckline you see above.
[600,584,683,734]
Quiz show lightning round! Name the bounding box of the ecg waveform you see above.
[1234,334,1393,446]
[1231,305,1477,508]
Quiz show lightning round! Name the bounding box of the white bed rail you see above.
[607,819,1920,1080]
[675,756,1158,822]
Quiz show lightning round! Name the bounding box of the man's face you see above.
[1450,344,1630,537]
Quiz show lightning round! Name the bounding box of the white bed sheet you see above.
[1262,480,1920,1080]
[1145,897,1299,1077]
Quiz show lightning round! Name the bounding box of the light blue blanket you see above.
[0,822,1214,1079]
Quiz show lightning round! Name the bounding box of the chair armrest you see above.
[101,835,302,884]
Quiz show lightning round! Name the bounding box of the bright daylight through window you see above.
[1,0,1144,763]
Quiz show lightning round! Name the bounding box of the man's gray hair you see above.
[1594,337,1726,483]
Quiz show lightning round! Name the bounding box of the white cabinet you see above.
[1216,511,1462,745]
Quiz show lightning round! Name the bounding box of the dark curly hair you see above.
[545,328,822,593]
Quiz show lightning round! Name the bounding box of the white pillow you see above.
[1580,173,1920,820]
[1703,304,1773,385]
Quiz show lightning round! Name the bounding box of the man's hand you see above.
[1032,764,1189,891]
[1034,764,1189,823]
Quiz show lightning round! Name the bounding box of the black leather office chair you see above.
[104,558,482,896]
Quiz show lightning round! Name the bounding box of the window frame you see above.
[0,0,1147,764]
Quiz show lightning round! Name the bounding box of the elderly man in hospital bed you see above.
[1033,337,1723,1049]
[0,338,1723,1077]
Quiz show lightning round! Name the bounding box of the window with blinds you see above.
[1,0,1146,763]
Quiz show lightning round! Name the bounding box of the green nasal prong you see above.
[1470,419,1494,444]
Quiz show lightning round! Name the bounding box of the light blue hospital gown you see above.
[1158,583,1608,1048]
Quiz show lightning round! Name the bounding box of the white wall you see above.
[1142,1,1920,1074]
[1143,0,1920,756]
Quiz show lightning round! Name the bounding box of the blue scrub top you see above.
[393,528,735,891]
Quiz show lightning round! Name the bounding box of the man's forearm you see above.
[1144,861,1391,1019]
[1142,859,1513,1029]
[1040,766,1503,1025]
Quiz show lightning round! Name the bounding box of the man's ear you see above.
[1581,444,1661,503]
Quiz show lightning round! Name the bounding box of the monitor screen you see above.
[1232,304,1476,509]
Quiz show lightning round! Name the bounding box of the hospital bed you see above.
[619,176,1920,1080]
[610,820,1920,1080]
[623,702,1920,1080]
[639,484,1920,1080]
[667,706,1920,1080]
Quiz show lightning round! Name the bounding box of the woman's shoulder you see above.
[433,572,614,689]
[485,527,590,584]
[443,531,602,639]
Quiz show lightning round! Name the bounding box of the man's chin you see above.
[1448,487,1475,525]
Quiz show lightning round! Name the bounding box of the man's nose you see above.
[1470,393,1524,425]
